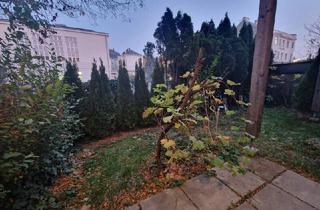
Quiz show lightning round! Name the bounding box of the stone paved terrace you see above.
[125,157,320,210]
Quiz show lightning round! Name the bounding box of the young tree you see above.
[116,60,136,130]
[151,58,165,95]
[134,59,150,125]
[63,61,84,113]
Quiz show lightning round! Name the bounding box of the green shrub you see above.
[295,50,320,112]
[0,29,82,209]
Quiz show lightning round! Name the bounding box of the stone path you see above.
[125,157,320,210]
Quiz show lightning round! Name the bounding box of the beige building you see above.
[0,19,112,81]
[109,48,144,80]
[237,17,297,63]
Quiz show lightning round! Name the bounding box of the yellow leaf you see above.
[142,107,156,118]
[160,139,176,149]
[174,123,181,129]
[192,84,201,91]
[227,80,240,86]
[181,71,190,78]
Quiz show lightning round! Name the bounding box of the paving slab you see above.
[251,184,315,210]
[139,187,197,210]
[214,167,265,197]
[181,174,240,210]
[124,204,140,210]
[235,202,256,210]
[272,170,320,208]
[248,157,286,181]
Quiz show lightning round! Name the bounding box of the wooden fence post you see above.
[246,0,277,137]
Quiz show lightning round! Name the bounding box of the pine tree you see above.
[216,39,235,78]
[116,60,136,130]
[151,58,165,95]
[63,61,84,113]
[134,58,150,125]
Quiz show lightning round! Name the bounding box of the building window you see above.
[285,53,287,61]
[50,35,65,58]
[292,42,294,48]
[280,52,283,60]
[274,37,278,45]
[65,36,79,62]
[287,40,289,48]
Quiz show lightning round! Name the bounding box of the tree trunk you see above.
[246,0,277,137]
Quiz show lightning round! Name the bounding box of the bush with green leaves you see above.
[143,49,254,172]
[0,26,82,209]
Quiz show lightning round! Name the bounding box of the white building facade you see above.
[0,20,112,82]
[109,48,144,80]
[237,17,297,63]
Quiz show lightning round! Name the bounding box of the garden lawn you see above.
[71,108,319,209]
[255,108,320,180]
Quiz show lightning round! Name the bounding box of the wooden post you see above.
[246,0,277,137]
[311,65,320,112]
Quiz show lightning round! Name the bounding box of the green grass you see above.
[256,108,320,180]
[79,108,320,209]
[83,132,156,208]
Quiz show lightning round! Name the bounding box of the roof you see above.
[0,19,107,35]
[123,48,142,56]
[109,49,121,58]
[270,60,314,75]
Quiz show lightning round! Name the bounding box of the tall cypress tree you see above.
[134,58,150,125]
[63,61,84,113]
[151,58,165,95]
[117,60,136,130]
[99,59,116,134]
[84,61,102,138]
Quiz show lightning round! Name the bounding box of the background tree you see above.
[239,23,254,47]
[217,13,233,38]
[295,49,320,112]
[99,59,116,134]
[134,59,150,125]
[63,62,84,113]
[84,61,115,138]
[143,41,156,87]
[306,16,320,56]
[151,58,165,95]
[117,61,136,130]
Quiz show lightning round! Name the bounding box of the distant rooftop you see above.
[123,48,142,56]
[109,49,121,59]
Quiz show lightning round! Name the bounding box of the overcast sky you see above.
[57,0,320,58]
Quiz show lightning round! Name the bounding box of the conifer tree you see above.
[84,61,102,138]
[99,59,116,134]
[116,60,136,130]
[134,58,150,125]
[151,58,165,95]
[239,23,254,47]
[217,13,233,38]
[63,61,84,113]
